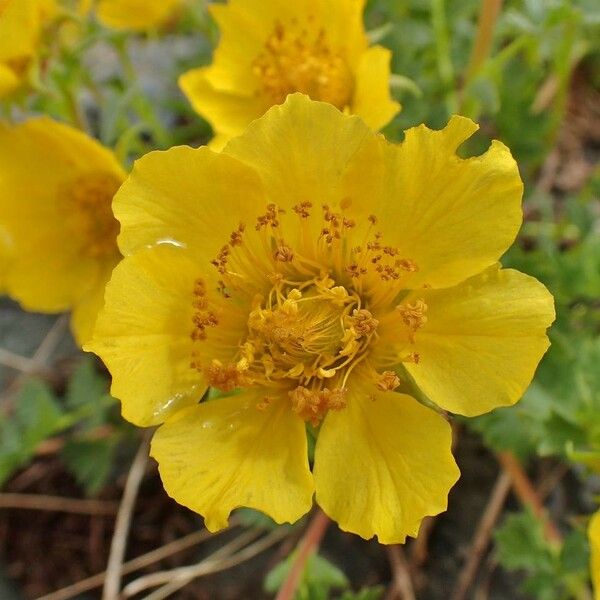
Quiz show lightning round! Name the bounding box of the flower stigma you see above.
[190,201,428,426]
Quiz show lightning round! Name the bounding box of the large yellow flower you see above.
[180,0,400,149]
[591,511,600,599]
[91,0,184,31]
[0,0,56,98]
[86,95,554,543]
[0,118,125,344]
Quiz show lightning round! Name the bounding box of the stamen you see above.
[205,359,248,392]
[252,21,353,109]
[376,371,401,391]
[396,299,428,342]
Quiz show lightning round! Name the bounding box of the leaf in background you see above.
[0,379,64,486]
[66,356,108,409]
[495,509,556,574]
[61,437,119,495]
[338,587,384,600]
[265,552,349,600]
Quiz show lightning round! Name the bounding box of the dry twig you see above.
[386,545,416,600]
[450,471,512,600]
[135,527,290,600]
[37,521,240,600]
[0,315,68,414]
[102,431,151,600]
[0,493,118,515]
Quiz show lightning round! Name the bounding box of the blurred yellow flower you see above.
[92,0,184,31]
[0,118,125,344]
[591,511,600,599]
[180,0,400,149]
[86,94,554,543]
[0,0,56,98]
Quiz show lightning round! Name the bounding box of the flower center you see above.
[252,20,353,109]
[192,202,429,425]
[61,172,122,258]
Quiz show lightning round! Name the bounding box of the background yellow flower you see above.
[180,0,400,149]
[92,0,184,31]
[0,0,56,98]
[87,95,554,543]
[591,511,600,599]
[0,118,125,344]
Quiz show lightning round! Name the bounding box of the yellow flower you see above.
[180,0,400,149]
[92,0,184,31]
[591,511,600,599]
[86,94,554,543]
[0,118,125,344]
[0,0,56,98]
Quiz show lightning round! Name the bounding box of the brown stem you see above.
[497,452,562,543]
[275,509,330,600]
[465,0,504,84]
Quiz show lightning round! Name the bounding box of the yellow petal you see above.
[351,46,400,131]
[0,118,124,312]
[179,67,266,146]
[114,145,266,263]
[223,93,374,219]
[397,266,555,417]
[314,376,459,543]
[151,390,314,531]
[0,63,20,98]
[590,511,600,600]
[85,246,211,426]
[0,0,39,60]
[343,115,523,289]
[96,0,182,30]
[70,257,117,346]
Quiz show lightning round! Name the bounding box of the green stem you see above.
[431,0,457,114]
[114,36,171,149]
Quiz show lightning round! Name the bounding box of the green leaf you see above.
[338,587,384,600]
[66,357,108,409]
[235,507,280,530]
[495,510,556,573]
[265,552,349,599]
[62,437,119,495]
[0,379,64,485]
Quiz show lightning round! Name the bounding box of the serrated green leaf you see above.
[495,510,556,572]
[0,379,64,486]
[265,552,348,598]
[62,437,119,495]
[66,357,109,409]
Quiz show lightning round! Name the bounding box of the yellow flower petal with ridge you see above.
[85,245,235,426]
[342,114,524,289]
[314,375,459,543]
[114,145,267,264]
[392,266,555,417]
[151,390,314,532]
